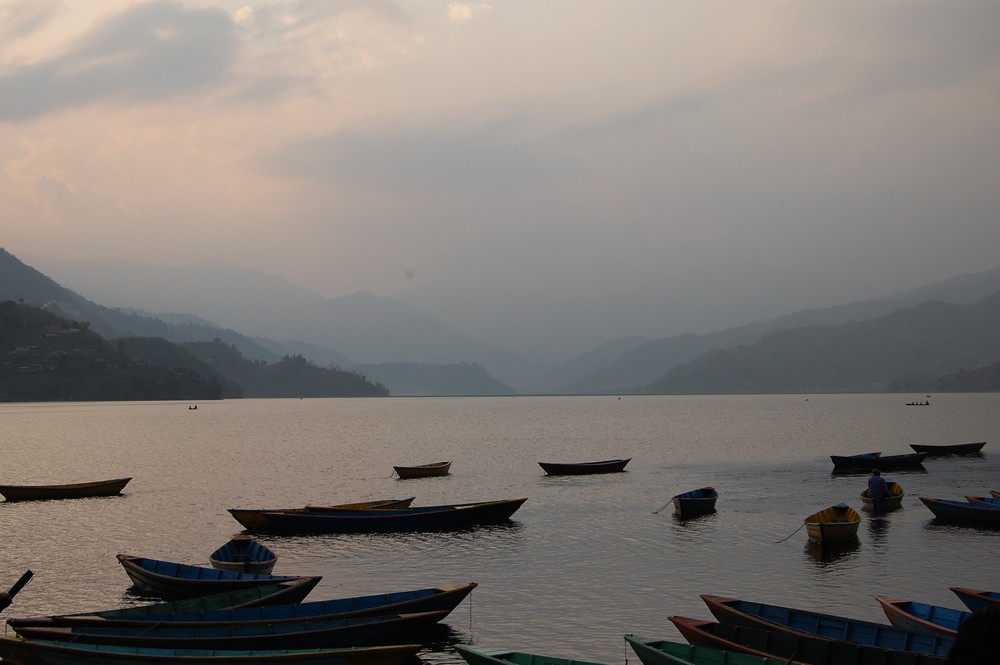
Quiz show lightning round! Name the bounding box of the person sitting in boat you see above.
[867,468,889,500]
[948,605,1000,665]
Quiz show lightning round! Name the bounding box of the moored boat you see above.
[228,498,415,531]
[454,644,610,665]
[671,487,719,518]
[0,635,424,665]
[918,497,1000,525]
[10,609,449,649]
[538,458,631,475]
[625,632,800,665]
[667,615,946,665]
[861,481,904,512]
[950,587,1000,613]
[874,596,966,637]
[232,498,528,534]
[963,495,1000,507]
[831,452,926,473]
[909,441,986,455]
[0,477,132,501]
[209,536,277,575]
[700,594,953,656]
[11,582,477,629]
[393,461,452,478]
[117,554,321,600]
[803,503,861,545]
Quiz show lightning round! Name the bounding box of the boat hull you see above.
[0,636,423,665]
[803,504,861,546]
[831,453,925,473]
[861,481,904,512]
[874,597,964,637]
[909,441,985,455]
[454,645,609,665]
[0,477,132,501]
[671,487,719,517]
[393,461,452,478]
[538,459,631,475]
[209,536,277,575]
[950,587,1000,613]
[919,497,1000,525]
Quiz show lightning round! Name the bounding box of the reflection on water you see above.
[803,539,861,566]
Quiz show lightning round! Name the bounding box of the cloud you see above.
[448,3,493,23]
[0,0,62,46]
[0,0,237,122]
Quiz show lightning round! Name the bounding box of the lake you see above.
[1,393,998,663]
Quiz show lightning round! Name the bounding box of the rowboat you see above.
[393,461,451,478]
[11,610,449,649]
[700,594,954,656]
[909,441,986,455]
[454,644,609,665]
[831,452,926,473]
[537,458,631,475]
[861,481,904,512]
[228,498,415,531]
[232,498,528,534]
[0,635,423,665]
[0,477,131,501]
[963,495,1000,507]
[874,596,967,637]
[666,616,946,665]
[671,487,719,518]
[11,582,477,629]
[209,536,277,574]
[918,497,1000,525]
[625,633,801,665]
[950,587,1000,613]
[992,490,1000,499]
[117,554,321,600]
[803,504,861,545]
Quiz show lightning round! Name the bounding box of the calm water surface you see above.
[1,394,998,663]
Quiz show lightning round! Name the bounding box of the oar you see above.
[0,570,34,612]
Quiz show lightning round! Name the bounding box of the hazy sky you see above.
[3,1,1000,357]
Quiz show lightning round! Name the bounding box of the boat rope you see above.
[774,522,806,543]
[467,586,475,640]
[652,501,672,514]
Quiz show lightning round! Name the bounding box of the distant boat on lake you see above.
[538,458,631,475]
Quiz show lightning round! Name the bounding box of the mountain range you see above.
[9,249,1000,395]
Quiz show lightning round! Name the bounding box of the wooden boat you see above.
[209,536,277,574]
[625,633,802,665]
[700,594,953,656]
[666,616,946,665]
[12,582,478,629]
[874,596,966,637]
[0,570,33,614]
[909,441,986,455]
[537,458,631,475]
[228,498,415,531]
[950,587,1000,613]
[831,452,926,473]
[0,477,131,501]
[0,635,423,665]
[454,644,610,665]
[393,461,451,478]
[671,487,719,518]
[991,490,1000,499]
[11,609,449,649]
[861,481,904,512]
[233,498,528,534]
[117,554,321,600]
[963,495,1000,507]
[803,503,861,545]
[918,497,1000,525]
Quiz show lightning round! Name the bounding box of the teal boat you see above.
[454,644,609,665]
[625,634,794,665]
[875,596,968,637]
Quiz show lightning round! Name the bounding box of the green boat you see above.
[625,635,795,665]
[454,645,609,665]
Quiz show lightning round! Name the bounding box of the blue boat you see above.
[963,495,1000,507]
[0,635,423,665]
[701,594,954,656]
[116,554,321,600]
[919,497,1000,525]
[950,587,1000,613]
[209,535,277,574]
[671,487,719,518]
[875,596,968,637]
[10,582,477,629]
[232,498,528,534]
[11,609,449,649]
[668,615,946,665]
[625,633,794,665]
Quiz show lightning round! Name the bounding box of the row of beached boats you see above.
[455,587,1000,665]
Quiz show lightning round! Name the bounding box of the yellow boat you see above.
[861,481,904,512]
[804,503,861,545]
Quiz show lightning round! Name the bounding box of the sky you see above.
[3,0,1000,360]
